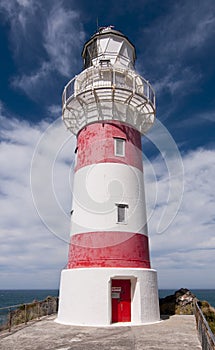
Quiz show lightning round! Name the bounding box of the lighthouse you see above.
[57,26,160,325]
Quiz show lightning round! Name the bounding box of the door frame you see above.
[111,277,136,323]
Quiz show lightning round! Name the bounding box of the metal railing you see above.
[194,301,215,350]
[62,66,155,108]
[0,297,58,333]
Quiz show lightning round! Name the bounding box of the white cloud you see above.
[153,66,202,98]
[174,110,215,129]
[142,0,215,65]
[16,0,33,7]
[12,62,51,99]
[148,148,215,288]
[0,114,75,288]
[0,0,38,52]
[0,0,85,99]
[43,4,85,77]
[47,104,62,118]
[137,0,215,100]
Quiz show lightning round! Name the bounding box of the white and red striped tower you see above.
[57,27,160,325]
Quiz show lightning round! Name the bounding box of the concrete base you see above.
[56,268,160,326]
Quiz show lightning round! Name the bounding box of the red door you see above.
[111,279,131,323]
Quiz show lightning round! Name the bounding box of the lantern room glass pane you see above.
[84,39,98,68]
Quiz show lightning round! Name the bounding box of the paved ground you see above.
[0,315,201,350]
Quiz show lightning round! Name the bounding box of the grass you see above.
[199,300,215,335]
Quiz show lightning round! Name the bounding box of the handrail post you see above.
[37,301,40,320]
[25,304,27,325]
[8,308,12,332]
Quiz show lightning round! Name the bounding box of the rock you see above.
[159,288,197,315]
[0,296,58,331]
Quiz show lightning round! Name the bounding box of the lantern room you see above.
[82,26,136,69]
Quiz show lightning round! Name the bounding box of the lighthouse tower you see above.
[57,27,160,326]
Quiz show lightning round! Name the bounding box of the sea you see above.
[0,289,214,326]
[0,289,59,326]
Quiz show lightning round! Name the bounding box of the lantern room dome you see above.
[82,26,136,69]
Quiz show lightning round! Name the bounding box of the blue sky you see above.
[0,0,214,290]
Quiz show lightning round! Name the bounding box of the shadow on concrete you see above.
[160,315,170,320]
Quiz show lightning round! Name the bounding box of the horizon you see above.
[1,288,215,291]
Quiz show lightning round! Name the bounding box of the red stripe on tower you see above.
[75,121,143,172]
[68,232,150,268]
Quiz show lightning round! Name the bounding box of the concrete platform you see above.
[0,314,201,350]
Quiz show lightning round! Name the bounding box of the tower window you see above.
[116,203,128,224]
[114,138,125,157]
